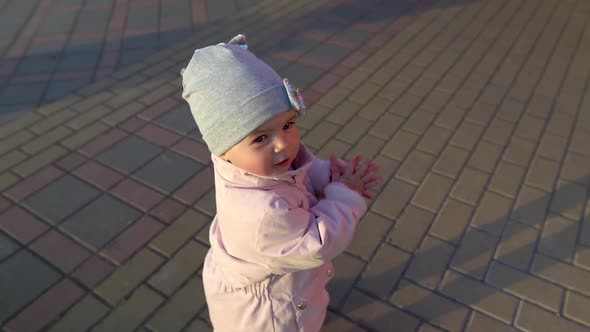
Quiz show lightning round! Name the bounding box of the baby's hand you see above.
[330,155,382,199]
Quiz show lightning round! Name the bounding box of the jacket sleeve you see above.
[254,182,366,274]
[307,157,331,196]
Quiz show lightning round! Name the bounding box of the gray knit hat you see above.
[180,34,306,156]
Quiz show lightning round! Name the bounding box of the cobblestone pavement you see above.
[1,0,590,331]
[0,0,262,123]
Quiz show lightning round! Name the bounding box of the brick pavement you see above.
[0,0,263,123]
[1,0,590,331]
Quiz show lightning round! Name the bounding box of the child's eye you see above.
[253,135,266,143]
[283,121,295,130]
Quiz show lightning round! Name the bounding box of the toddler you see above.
[181,34,381,332]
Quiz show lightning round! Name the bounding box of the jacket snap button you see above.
[296,302,307,310]
[327,268,333,277]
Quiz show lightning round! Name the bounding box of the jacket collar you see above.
[211,143,314,188]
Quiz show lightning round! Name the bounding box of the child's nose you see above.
[273,134,288,152]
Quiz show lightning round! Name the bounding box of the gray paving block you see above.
[207,0,237,21]
[36,10,77,36]
[0,104,36,124]
[98,135,163,174]
[56,53,100,72]
[61,194,142,250]
[122,34,159,50]
[64,40,104,54]
[155,103,198,135]
[0,232,19,261]
[0,249,61,322]
[337,26,373,44]
[307,43,352,63]
[0,83,47,105]
[15,54,59,74]
[279,62,324,88]
[23,175,101,225]
[120,47,157,66]
[305,20,346,36]
[134,150,204,194]
[328,3,364,21]
[274,36,318,55]
[43,78,90,102]
[159,29,192,48]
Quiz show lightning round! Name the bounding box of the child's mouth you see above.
[275,158,290,167]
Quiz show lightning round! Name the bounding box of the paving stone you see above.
[450,168,489,206]
[73,160,124,191]
[391,280,470,332]
[150,209,210,257]
[93,285,163,332]
[516,301,589,332]
[450,121,485,152]
[416,125,453,156]
[13,145,68,177]
[101,215,164,264]
[345,134,385,159]
[0,232,19,260]
[487,261,564,313]
[488,161,526,198]
[147,276,207,332]
[396,150,436,185]
[23,174,100,225]
[95,249,164,305]
[97,135,163,174]
[439,270,518,324]
[561,152,590,186]
[418,323,446,332]
[0,249,61,323]
[514,114,545,141]
[357,244,410,299]
[72,254,114,289]
[525,157,560,191]
[412,173,454,213]
[4,278,85,332]
[133,150,204,194]
[0,130,34,156]
[511,185,551,229]
[432,145,469,179]
[101,102,145,127]
[302,121,340,150]
[47,294,110,332]
[503,137,537,167]
[539,214,578,262]
[322,311,366,332]
[465,102,496,126]
[336,116,372,144]
[405,235,455,289]
[382,130,420,161]
[532,254,590,297]
[62,122,110,150]
[388,205,435,252]
[467,141,503,174]
[402,110,436,135]
[149,240,208,296]
[429,199,473,245]
[451,227,497,280]
[327,252,365,309]
[482,118,515,146]
[360,96,394,121]
[30,229,92,273]
[61,194,142,250]
[546,113,575,137]
[371,178,415,220]
[564,291,590,328]
[496,98,524,123]
[318,86,352,108]
[347,212,392,260]
[434,104,467,131]
[325,100,361,125]
[472,191,512,237]
[494,219,538,270]
[575,245,590,270]
[66,105,112,130]
[466,312,519,332]
[280,62,324,87]
[569,129,590,156]
[349,81,381,105]
[341,289,420,332]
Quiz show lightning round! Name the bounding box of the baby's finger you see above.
[361,191,375,199]
[345,155,360,177]
[363,176,383,188]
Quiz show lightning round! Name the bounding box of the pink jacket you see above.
[202,144,367,332]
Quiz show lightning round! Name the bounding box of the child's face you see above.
[222,110,301,176]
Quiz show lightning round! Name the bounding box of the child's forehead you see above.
[252,110,297,132]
